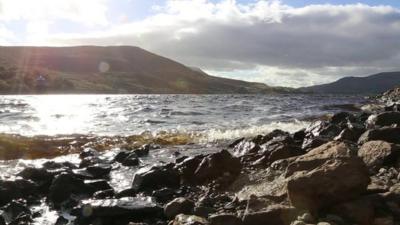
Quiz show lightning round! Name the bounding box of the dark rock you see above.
[72,197,162,224]
[114,150,131,163]
[193,206,215,218]
[0,216,5,225]
[209,214,242,225]
[152,188,176,202]
[367,112,400,127]
[164,197,194,219]
[358,127,400,145]
[133,144,150,157]
[293,129,306,144]
[122,154,140,167]
[329,197,374,225]
[93,189,115,199]
[358,141,400,171]
[301,136,328,151]
[85,179,112,192]
[242,205,297,225]
[330,112,355,125]
[233,141,260,157]
[175,155,204,184]
[55,216,69,225]
[0,179,37,206]
[86,164,112,177]
[131,163,180,192]
[116,188,137,198]
[79,148,99,159]
[48,173,93,206]
[1,200,31,224]
[228,138,245,148]
[194,150,242,184]
[334,128,364,142]
[287,157,370,212]
[17,167,55,192]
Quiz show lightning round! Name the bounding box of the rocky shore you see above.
[1,88,400,225]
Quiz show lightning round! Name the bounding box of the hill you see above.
[299,72,400,94]
[0,46,289,94]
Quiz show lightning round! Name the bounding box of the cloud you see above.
[0,0,108,25]
[6,0,400,87]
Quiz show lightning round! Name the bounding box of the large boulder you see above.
[367,112,400,127]
[72,197,162,225]
[358,128,400,145]
[286,141,357,177]
[358,141,400,171]
[287,157,370,212]
[131,163,180,192]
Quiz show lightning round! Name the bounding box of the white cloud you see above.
[0,0,108,25]
[4,0,400,87]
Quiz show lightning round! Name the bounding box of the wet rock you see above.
[233,141,260,157]
[85,179,112,192]
[330,112,355,126]
[122,154,140,167]
[367,112,400,127]
[175,155,204,184]
[131,163,180,192]
[17,167,55,192]
[0,179,37,206]
[172,214,209,225]
[229,138,245,148]
[301,137,328,151]
[55,216,69,225]
[242,205,297,225]
[334,128,364,142]
[260,136,304,164]
[287,157,370,212]
[208,214,242,225]
[93,189,115,199]
[0,217,5,225]
[152,188,176,202]
[72,197,162,224]
[48,173,94,206]
[194,150,242,184]
[1,200,31,224]
[133,144,150,157]
[193,206,215,218]
[358,127,400,145]
[114,150,131,163]
[164,197,194,219]
[87,164,112,177]
[79,148,99,159]
[358,141,400,171]
[116,188,137,198]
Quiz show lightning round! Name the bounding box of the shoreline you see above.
[0,90,397,225]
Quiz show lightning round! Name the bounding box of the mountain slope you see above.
[299,72,400,94]
[0,46,288,94]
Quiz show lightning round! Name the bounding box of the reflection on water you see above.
[0,94,365,140]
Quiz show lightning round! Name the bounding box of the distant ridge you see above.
[0,46,290,94]
[299,72,400,94]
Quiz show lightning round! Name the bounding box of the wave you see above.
[0,120,309,160]
[201,120,309,143]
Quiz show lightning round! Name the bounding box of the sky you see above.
[0,0,400,87]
